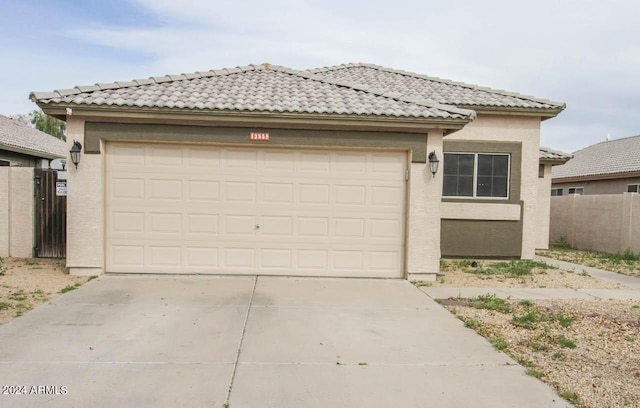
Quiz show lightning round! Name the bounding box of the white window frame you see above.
[628,184,640,193]
[551,188,563,196]
[567,187,584,195]
[443,152,511,200]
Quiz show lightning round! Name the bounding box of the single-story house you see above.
[30,63,565,279]
[552,135,640,195]
[0,114,66,167]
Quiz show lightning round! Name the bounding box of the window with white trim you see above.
[628,184,640,193]
[551,188,563,196]
[443,153,510,198]
[568,187,583,195]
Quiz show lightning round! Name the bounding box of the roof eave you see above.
[36,103,472,132]
[0,142,65,160]
[553,171,640,183]
[456,105,565,119]
[540,158,571,165]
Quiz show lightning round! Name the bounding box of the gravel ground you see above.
[434,258,640,408]
[434,259,627,289]
[539,248,640,278]
[0,258,89,325]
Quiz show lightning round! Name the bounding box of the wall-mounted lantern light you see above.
[70,141,82,168]
[428,151,439,176]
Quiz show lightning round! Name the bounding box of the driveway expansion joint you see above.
[225,275,258,405]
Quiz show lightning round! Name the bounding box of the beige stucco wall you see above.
[536,164,553,249]
[445,114,541,259]
[0,168,9,256]
[65,118,444,278]
[10,168,34,257]
[407,130,443,281]
[66,117,105,276]
[0,167,34,257]
[441,202,520,221]
[549,193,640,254]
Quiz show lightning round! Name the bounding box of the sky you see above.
[1,0,638,153]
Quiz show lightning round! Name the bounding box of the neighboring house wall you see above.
[442,114,541,259]
[0,150,39,167]
[536,164,553,250]
[549,193,640,254]
[0,167,34,257]
[552,177,640,195]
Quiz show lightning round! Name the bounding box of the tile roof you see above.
[0,114,66,159]
[30,64,475,121]
[552,135,640,179]
[539,147,572,164]
[309,63,566,113]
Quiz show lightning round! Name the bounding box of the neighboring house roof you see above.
[539,147,572,165]
[309,63,565,117]
[552,135,640,181]
[0,114,66,160]
[30,63,475,122]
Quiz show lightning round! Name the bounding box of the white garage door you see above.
[105,142,406,277]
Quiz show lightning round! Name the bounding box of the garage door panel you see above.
[224,215,257,235]
[109,144,146,166]
[186,147,220,168]
[298,151,331,171]
[261,216,293,236]
[149,145,183,167]
[335,185,366,205]
[111,178,145,199]
[333,218,365,238]
[298,184,330,204]
[223,248,256,268]
[111,244,145,268]
[150,179,183,200]
[259,248,293,269]
[188,180,220,201]
[371,152,406,174]
[225,181,257,202]
[186,214,219,234]
[149,212,182,233]
[186,247,219,267]
[225,149,258,168]
[106,143,406,277]
[263,150,295,170]
[111,212,145,233]
[333,250,364,271]
[262,182,294,203]
[149,246,182,266]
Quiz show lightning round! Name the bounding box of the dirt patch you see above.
[433,259,626,289]
[0,258,90,325]
[539,247,640,278]
[443,297,640,408]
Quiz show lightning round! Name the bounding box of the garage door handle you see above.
[255,224,261,230]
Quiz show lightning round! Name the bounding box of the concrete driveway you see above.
[0,276,571,407]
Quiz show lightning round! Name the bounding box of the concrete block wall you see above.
[0,167,34,257]
[550,193,640,254]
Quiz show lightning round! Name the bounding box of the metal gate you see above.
[34,169,66,258]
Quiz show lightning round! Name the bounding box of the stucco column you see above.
[535,164,553,250]
[66,117,104,276]
[0,168,9,257]
[9,168,34,257]
[406,130,443,281]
